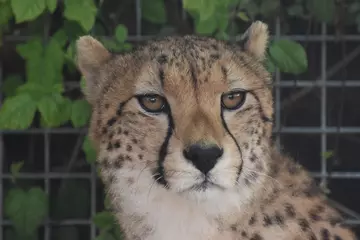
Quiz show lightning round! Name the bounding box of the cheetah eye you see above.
[137,94,166,113]
[221,90,247,110]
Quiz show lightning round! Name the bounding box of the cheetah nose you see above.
[183,144,224,174]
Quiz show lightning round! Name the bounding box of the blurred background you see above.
[1,0,360,239]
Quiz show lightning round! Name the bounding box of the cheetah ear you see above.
[76,36,111,104]
[240,21,269,61]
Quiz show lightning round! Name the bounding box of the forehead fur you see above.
[76,21,273,145]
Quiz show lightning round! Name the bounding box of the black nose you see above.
[183,144,223,174]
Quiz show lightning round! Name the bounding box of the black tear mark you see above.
[154,106,174,187]
[220,109,243,181]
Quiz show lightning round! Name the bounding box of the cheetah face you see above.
[76,22,274,202]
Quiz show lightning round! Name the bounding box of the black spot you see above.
[263,214,273,227]
[273,211,284,225]
[124,130,129,135]
[113,141,121,148]
[309,210,321,222]
[298,218,310,231]
[102,127,108,134]
[114,160,123,168]
[104,103,110,109]
[210,54,220,60]
[243,142,249,149]
[117,128,122,134]
[126,145,132,152]
[107,143,113,151]
[132,138,138,144]
[159,68,165,85]
[333,235,342,240]
[157,54,168,64]
[249,233,263,240]
[138,154,143,160]
[241,231,247,237]
[284,203,296,218]
[321,228,330,240]
[249,153,257,162]
[125,155,132,161]
[230,224,237,231]
[107,117,117,126]
[248,214,257,225]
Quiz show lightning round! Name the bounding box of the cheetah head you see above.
[76,21,273,205]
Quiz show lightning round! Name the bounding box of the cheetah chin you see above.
[76,21,357,240]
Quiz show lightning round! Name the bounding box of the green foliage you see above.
[83,135,97,164]
[71,99,91,128]
[4,187,48,236]
[141,0,166,24]
[3,0,357,239]
[269,39,308,74]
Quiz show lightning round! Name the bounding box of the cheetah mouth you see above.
[183,179,225,193]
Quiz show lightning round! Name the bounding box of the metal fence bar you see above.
[274,18,282,148]
[320,23,328,190]
[0,42,4,240]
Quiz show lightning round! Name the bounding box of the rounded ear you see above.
[76,36,111,105]
[239,21,269,61]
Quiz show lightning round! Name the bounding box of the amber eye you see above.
[137,94,166,113]
[221,90,246,110]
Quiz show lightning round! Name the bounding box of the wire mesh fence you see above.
[1,1,360,239]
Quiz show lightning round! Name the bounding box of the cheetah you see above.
[76,21,357,240]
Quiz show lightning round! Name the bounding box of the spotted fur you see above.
[76,21,357,240]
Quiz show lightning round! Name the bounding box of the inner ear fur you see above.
[76,36,111,105]
[240,21,269,61]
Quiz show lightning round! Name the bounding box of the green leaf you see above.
[80,77,87,93]
[141,0,166,24]
[183,0,215,21]
[93,211,116,231]
[0,2,13,26]
[71,99,91,128]
[46,0,57,13]
[269,39,308,74]
[307,0,335,23]
[0,94,37,130]
[11,0,46,23]
[82,135,97,164]
[195,17,217,35]
[115,24,128,43]
[322,150,334,160]
[16,82,63,101]
[237,11,250,22]
[52,29,68,47]
[64,0,97,31]
[10,161,24,183]
[37,94,71,128]
[4,187,48,236]
[16,38,43,60]
[1,75,23,97]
